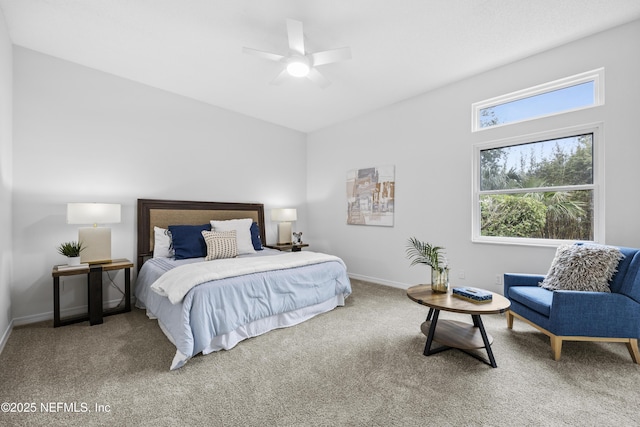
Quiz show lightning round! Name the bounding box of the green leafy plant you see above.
[57,241,85,257]
[405,237,447,272]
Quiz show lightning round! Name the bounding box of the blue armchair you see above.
[504,246,640,363]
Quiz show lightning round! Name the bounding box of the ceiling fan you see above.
[242,19,351,88]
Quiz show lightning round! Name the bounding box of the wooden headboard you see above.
[137,199,266,270]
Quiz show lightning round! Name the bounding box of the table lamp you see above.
[67,203,121,263]
[271,208,297,244]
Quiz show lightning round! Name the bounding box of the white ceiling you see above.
[2,0,640,133]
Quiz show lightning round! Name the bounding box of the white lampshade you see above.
[67,203,121,225]
[67,203,121,264]
[271,208,297,245]
[271,208,297,222]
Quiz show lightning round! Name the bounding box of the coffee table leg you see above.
[472,314,497,368]
[426,308,434,321]
[423,309,445,356]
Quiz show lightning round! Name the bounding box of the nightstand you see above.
[52,258,133,327]
[264,243,309,252]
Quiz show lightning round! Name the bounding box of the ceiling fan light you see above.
[286,60,310,77]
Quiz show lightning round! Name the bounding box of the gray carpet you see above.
[1,279,638,426]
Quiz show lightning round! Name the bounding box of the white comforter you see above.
[151,251,346,304]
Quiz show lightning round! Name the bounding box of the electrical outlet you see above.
[495,274,502,285]
[458,270,465,279]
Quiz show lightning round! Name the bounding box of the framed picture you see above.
[346,165,395,226]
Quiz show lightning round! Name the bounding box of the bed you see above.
[134,199,352,370]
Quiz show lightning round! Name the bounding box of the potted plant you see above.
[57,241,86,266]
[406,237,450,293]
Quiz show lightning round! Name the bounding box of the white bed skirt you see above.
[159,294,346,370]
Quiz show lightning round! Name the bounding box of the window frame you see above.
[471,68,605,132]
[471,123,604,247]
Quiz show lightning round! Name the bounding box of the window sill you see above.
[472,236,598,248]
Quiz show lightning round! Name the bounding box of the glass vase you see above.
[431,268,449,293]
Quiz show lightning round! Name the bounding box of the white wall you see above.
[307,20,640,292]
[0,7,12,347]
[12,47,307,323]
[8,19,640,324]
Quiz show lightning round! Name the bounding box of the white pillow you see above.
[210,218,256,255]
[153,226,174,258]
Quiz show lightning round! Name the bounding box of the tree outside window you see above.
[478,133,594,241]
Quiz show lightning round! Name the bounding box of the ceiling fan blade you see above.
[306,68,331,89]
[270,69,290,86]
[286,19,305,55]
[242,47,285,62]
[311,47,352,66]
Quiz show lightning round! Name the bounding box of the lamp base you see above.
[277,222,292,245]
[79,227,112,264]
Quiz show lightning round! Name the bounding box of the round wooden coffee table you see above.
[407,285,511,368]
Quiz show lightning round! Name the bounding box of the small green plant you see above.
[405,237,447,272]
[57,241,85,257]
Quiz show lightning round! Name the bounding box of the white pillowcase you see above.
[153,226,174,258]
[210,218,256,255]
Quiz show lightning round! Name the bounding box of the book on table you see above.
[452,287,493,303]
[56,263,90,271]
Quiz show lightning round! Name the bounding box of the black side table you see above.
[264,243,309,252]
[52,259,133,327]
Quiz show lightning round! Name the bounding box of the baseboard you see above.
[11,297,136,327]
[0,318,14,355]
[348,273,409,289]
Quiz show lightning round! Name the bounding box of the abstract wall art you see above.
[346,165,395,226]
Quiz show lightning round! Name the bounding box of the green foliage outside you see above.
[481,195,546,237]
[480,134,593,240]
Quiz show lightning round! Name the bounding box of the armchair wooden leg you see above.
[506,310,514,329]
[626,339,640,364]
[550,335,563,361]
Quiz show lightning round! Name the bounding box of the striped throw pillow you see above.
[201,230,238,260]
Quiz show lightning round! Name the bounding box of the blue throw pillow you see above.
[250,222,263,251]
[168,224,211,259]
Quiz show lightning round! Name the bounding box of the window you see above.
[472,68,604,131]
[472,123,603,246]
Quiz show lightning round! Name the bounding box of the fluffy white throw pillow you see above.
[540,244,623,292]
